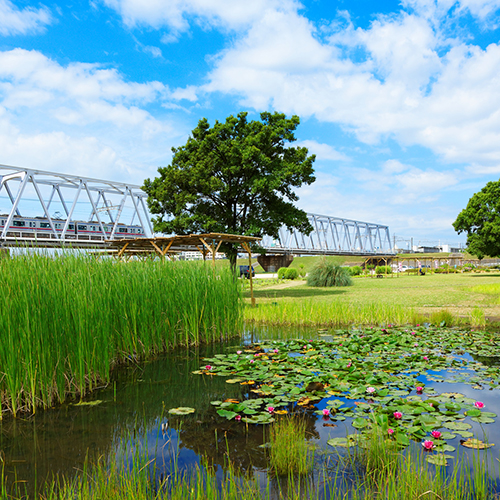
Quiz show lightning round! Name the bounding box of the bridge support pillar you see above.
[257,254,294,273]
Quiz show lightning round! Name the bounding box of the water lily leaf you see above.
[226,379,242,384]
[444,422,472,431]
[352,417,368,429]
[426,454,454,466]
[455,430,474,438]
[435,444,456,452]
[73,400,103,406]
[396,434,410,446]
[481,412,497,418]
[210,401,222,406]
[169,407,195,415]
[327,437,357,448]
[464,409,481,417]
[471,416,495,424]
[461,439,494,449]
[217,409,237,419]
[440,432,456,440]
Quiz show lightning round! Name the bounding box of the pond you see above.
[2,325,500,497]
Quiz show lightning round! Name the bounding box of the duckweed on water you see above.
[195,325,500,464]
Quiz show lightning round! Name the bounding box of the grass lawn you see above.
[243,271,500,325]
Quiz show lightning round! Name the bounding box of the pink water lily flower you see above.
[431,430,441,439]
[322,409,330,416]
[416,386,423,394]
[235,415,242,422]
[422,440,435,451]
[393,412,402,420]
[347,362,352,368]
[423,356,429,361]
[267,406,275,414]
[387,428,394,435]
[205,365,212,370]
[474,401,485,409]
[236,351,242,355]
[273,348,279,353]
[366,387,376,394]
[250,359,255,364]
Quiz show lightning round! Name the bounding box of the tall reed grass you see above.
[0,254,242,415]
[244,300,427,327]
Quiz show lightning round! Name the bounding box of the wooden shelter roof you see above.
[107,232,262,258]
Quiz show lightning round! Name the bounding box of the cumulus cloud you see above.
[0,0,52,36]
[199,3,500,169]
[101,0,298,34]
[297,140,350,162]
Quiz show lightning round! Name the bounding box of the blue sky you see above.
[2,0,500,247]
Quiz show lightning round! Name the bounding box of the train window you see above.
[40,222,50,228]
[13,220,25,227]
[78,225,87,231]
[69,224,74,230]
[118,227,128,233]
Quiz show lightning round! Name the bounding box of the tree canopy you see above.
[453,179,500,259]
[143,111,316,265]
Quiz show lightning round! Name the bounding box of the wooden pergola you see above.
[107,233,262,305]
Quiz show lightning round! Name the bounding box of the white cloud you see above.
[0,0,52,36]
[297,140,349,162]
[101,0,298,33]
[200,5,500,169]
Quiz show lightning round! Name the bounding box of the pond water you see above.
[2,325,500,496]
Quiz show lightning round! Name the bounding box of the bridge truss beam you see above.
[0,164,152,247]
[260,213,394,256]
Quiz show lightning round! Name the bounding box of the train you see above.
[0,215,144,240]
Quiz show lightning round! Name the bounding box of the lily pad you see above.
[460,439,494,449]
[426,454,454,466]
[169,407,196,415]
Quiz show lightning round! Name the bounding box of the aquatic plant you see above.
[0,254,242,415]
[268,417,312,475]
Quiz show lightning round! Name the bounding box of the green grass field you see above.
[243,271,500,326]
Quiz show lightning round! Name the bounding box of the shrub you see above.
[375,265,392,275]
[307,259,353,287]
[277,267,288,279]
[349,265,362,276]
[285,268,299,280]
[298,264,306,278]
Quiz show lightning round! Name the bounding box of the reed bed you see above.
[0,254,242,415]
[4,438,498,500]
[244,300,427,327]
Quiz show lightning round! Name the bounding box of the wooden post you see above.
[241,242,255,307]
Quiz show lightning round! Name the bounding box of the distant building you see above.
[179,251,226,260]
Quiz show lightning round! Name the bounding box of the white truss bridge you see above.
[0,164,394,255]
[261,213,394,256]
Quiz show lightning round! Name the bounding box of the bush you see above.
[277,267,288,279]
[375,265,392,275]
[307,259,353,287]
[285,268,299,280]
[349,265,362,276]
[298,264,306,278]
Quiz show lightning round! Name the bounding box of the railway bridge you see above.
[0,164,395,257]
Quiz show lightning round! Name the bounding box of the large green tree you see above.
[453,179,500,259]
[143,111,316,267]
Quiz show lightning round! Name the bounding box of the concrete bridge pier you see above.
[257,254,294,273]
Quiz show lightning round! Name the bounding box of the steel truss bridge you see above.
[261,213,394,256]
[0,164,152,248]
[0,164,394,255]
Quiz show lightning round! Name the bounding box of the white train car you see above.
[0,215,144,241]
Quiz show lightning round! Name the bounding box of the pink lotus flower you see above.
[267,406,275,413]
[250,359,255,364]
[429,403,433,407]
[322,409,330,416]
[236,351,242,355]
[423,356,429,361]
[431,430,441,439]
[416,324,420,327]
[411,332,416,335]
[416,386,423,394]
[205,365,212,370]
[235,415,241,421]
[303,345,307,349]
[273,348,279,353]
[393,412,402,420]
[387,428,394,435]
[347,362,352,368]
[414,343,419,347]
[366,387,376,394]
[422,440,435,451]
[474,401,485,409]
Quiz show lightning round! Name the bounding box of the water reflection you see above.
[1,325,500,496]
